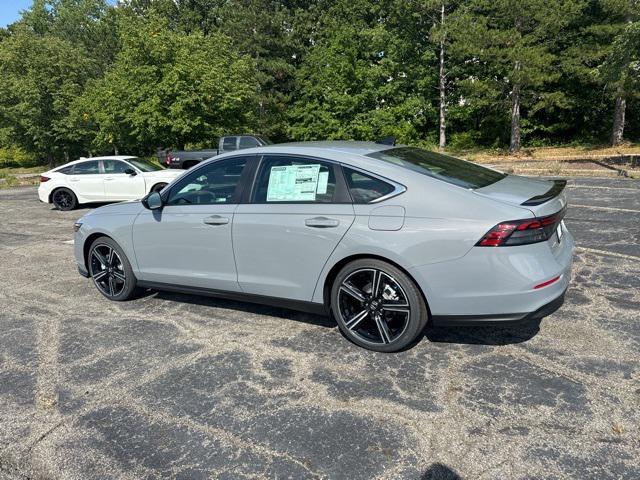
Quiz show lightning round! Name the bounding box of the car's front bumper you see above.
[78,263,89,277]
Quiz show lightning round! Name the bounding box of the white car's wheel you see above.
[51,188,77,211]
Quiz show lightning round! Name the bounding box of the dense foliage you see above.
[0,0,638,164]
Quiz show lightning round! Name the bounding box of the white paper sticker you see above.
[316,171,329,194]
[267,164,321,201]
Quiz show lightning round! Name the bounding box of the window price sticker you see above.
[267,164,321,201]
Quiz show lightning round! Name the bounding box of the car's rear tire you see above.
[331,259,428,352]
[88,237,139,301]
[51,188,77,211]
[150,182,167,193]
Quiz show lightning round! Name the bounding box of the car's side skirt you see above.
[136,280,329,316]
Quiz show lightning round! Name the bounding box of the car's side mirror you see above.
[125,168,137,176]
[144,191,163,210]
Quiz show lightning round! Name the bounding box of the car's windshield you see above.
[128,158,163,172]
[367,147,506,189]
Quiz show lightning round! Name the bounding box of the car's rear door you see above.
[132,156,252,291]
[233,155,355,301]
[67,160,105,200]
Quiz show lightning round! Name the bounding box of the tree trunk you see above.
[438,3,446,151]
[113,144,119,155]
[510,81,521,153]
[611,95,626,147]
[47,152,54,169]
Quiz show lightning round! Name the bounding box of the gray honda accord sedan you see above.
[73,141,573,352]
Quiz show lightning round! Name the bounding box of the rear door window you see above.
[343,168,395,203]
[71,161,101,175]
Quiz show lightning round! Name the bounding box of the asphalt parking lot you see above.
[1,177,638,479]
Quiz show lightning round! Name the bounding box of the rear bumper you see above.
[37,186,49,203]
[409,226,574,318]
[431,288,566,326]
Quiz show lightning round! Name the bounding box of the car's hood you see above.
[84,200,144,216]
[473,175,567,217]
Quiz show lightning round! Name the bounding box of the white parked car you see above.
[38,156,185,210]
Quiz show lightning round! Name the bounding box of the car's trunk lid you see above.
[473,175,567,217]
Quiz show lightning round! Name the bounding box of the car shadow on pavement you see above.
[421,463,462,479]
[424,319,542,346]
[148,290,337,328]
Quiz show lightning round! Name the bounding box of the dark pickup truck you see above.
[161,135,271,169]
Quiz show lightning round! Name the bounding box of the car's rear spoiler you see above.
[521,179,567,206]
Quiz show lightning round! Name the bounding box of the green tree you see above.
[0,28,96,165]
[288,0,437,144]
[72,13,259,154]
[600,0,639,145]
[450,0,585,152]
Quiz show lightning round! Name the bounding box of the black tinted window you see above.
[343,168,395,203]
[253,156,336,203]
[239,136,259,148]
[56,166,73,174]
[103,160,130,174]
[72,161,100,175]
[222,137,237,151]
[167,157,247,205]
[368,147,506,189]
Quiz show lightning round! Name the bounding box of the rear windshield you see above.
[367,147,506,189]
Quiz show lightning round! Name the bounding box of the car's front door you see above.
[102,160,146,200]
[233,155,355,301]
[67,160,105,201]
[132,156,251,291]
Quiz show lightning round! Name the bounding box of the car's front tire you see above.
[51,187,77,211]
[331,259,428,352]
[150,182,167,193]
[88,237,139,301]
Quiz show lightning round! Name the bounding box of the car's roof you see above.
[75,155,136,162]
[255,141,397,157]
[53,155,137,169]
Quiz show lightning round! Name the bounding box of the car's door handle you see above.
[69,177,80,182]
[104,177,114,181]
[305,216,340,228]
[203,215,229,226]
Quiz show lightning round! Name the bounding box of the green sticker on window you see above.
[267,164,321,201]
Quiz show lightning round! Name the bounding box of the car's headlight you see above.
[74,222,83,232]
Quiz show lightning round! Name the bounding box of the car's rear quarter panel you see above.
[312,168,541,306]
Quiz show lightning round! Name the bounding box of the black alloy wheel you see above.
[331,259,428,352]
[52,188,77,211]
[88,237,138,301]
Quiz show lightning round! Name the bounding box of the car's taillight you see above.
[476,210,565,247]
[166,152,172,165]
[40,176,50,182]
